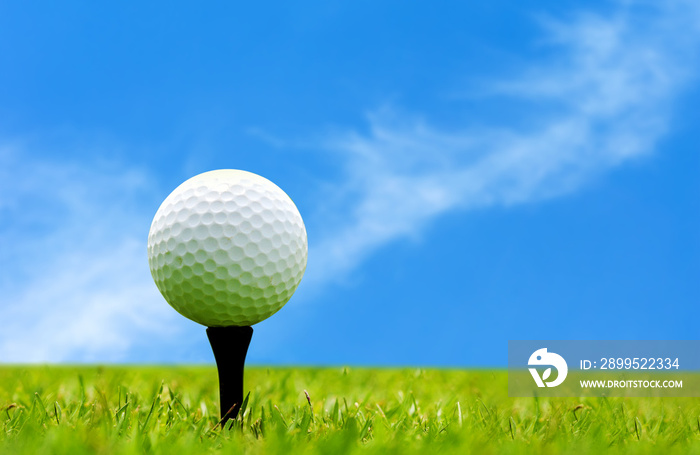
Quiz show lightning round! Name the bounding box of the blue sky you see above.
[1,1,698,366]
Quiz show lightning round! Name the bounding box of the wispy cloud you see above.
[305,0,700,286]
[0,147,183,362]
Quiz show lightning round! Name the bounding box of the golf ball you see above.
[147,169,308,327]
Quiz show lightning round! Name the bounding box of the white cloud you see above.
[306,0,700,286]
[0,147,181,362]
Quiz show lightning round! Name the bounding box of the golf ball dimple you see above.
[147,169,308,327]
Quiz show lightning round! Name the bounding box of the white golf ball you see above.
[147,169,308,327]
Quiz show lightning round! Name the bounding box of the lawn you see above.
[2,366,700,454]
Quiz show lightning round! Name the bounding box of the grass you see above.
[2,366,700,454]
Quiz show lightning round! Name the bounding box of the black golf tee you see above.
[206,325,253,426]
